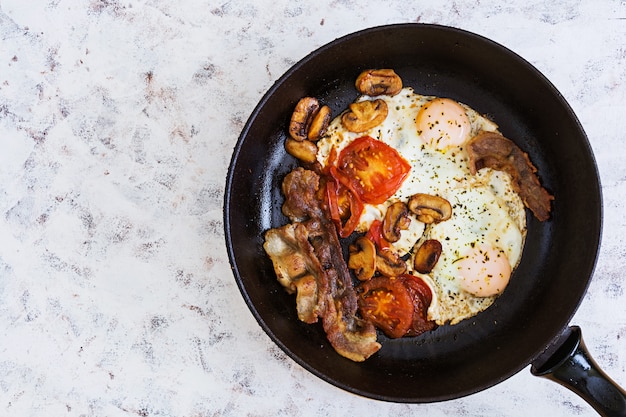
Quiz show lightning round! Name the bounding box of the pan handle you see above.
[531,326,626,417]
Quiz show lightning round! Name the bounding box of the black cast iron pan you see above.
[224,24,626,415]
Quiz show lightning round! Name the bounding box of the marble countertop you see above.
[1,1,625,416]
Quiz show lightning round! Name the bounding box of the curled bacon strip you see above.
[466,131,554,221]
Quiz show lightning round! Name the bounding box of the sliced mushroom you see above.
[348,237,376,281]
[307,105,331,141]
[285,137,318,163]
[341,99,388,133]
[413,239,443,274]
[289,97,320,141]
[382,201,411,243]
[376,248,407,277]
[407,193,452,224]
[355,69,403,97]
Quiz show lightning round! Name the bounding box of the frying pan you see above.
[224,24,626,415]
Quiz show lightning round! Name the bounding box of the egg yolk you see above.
[416,98,471,150]
[457,243,511,297]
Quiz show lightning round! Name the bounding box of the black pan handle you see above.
[531,326,626,417]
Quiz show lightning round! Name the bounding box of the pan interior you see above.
[224,24,601,402]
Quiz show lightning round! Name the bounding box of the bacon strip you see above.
[264,168,381,361]
[466,131,554,221]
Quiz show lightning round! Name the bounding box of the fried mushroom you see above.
[376,248,407,277]
[289,97,321,142]
[413,239,443,274]
[407,193,453,224]
[285,137,318,163]
[348,237,376,281]
[382,201,411,243]
[341,99,388,133]
[307,105,331,141]
[355,69,403,96]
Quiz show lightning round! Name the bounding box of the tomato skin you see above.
[400,274,432,307]
[365,219,391,251]
[326,179,363,238]
[357,276,414,338]
[333,136,411,205]
[399,274,437,336]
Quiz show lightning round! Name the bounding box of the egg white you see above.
[420,172,525,324]
[317,87,527,325]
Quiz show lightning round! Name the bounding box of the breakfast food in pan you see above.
[263,69,553,361]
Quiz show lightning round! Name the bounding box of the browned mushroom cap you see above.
[341,99,388,133]
[376,248,407,277]
[355,69,403,97]
[407,193,453,224]
[285,138,318,163]
[382,201,411,243]
[289,97,320,141]
[307,105,331,142]
[348,237,376,281]
[413,239,442,274]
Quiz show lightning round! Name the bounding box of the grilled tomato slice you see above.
[326,179,364,238]
[331,135,411,205]
[357,276,414,338]
[399,274,437,336]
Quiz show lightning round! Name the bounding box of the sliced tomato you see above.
[400,274,432,307]
[399,274,437,336]
[322,145,338,176]
[332,136,411,205]
[326,179,363,238]
[365,219,391,251]
[357,276,414,338]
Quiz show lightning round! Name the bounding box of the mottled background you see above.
[1,0,625,416]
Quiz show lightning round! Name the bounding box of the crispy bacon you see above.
[466,131,554,221]
[281,167,323,222]
[263,168,381,361]
[264,224,321,324]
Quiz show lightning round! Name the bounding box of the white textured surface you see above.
[1,1,625,416]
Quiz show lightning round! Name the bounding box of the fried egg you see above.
[419,170,525,324]
[317,87,526,325]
